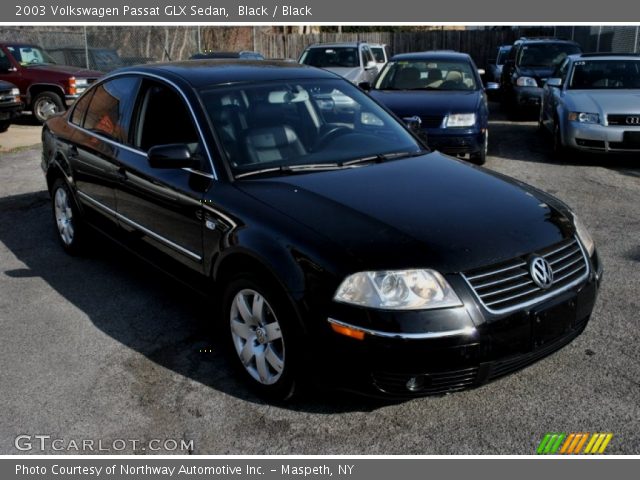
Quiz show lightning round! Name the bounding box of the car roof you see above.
[515,38,580,46]
[390,51,471,62]
[113,60,340,88]
[306,43,364,48]
[571,52,640,60]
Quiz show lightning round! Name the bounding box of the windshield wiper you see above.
[235,163,341,179]
[341,150,426,166]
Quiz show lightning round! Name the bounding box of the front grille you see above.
[419,115,444,128]
[576,138,605,149]
[607,114,640,126]
[372,367,479,396]
[462,237,588,313]
[0,92,16,104]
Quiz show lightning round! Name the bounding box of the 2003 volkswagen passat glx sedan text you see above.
[41,61,602,400]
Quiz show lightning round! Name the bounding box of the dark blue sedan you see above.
[368,51,489,164]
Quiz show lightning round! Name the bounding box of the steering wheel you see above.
[313,126,352,150]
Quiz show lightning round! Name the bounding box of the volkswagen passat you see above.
[41,61,602,400]
[540,53,640,155]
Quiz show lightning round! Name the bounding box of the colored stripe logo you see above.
[537,433,613,454]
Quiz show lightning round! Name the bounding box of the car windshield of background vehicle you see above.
[6,44,56,66]
[497,47,511,65]
[300,47,360,68]
[375,60,478,91]
[518,43,581,67]
[569,60,640,89]
[371,47,386,63]
[200,78,421,176]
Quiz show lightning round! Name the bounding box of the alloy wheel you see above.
[229,289,285,385]
[54,187,74,246]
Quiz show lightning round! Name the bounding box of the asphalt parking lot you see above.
[0,107,638,455]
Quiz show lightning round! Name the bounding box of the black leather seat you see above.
[244,126,306,164]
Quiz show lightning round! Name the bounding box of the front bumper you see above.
[426,130,485,156]
[0,103,24,120]
[565,121,640,153]
[317,249,602,398]
[514,86,543,108]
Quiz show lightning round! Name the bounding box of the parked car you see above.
[486,45,512,97]
[366,51,490,164]
[540,53,640,155]
[369,43,390,70]
[501,38,581,116]
[298,42,378,84]
[0,79,23,132]
[190,51,264,60]
[42,60,601,400]
[0,43,102,123]
[47,47,125,73]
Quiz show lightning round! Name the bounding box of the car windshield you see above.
[199,78,423,177]
[371,47,386,63]
[518,43,581,68]
[7,45,56,66]
[375,59,478,91]
[569,60,640,89]
[300,47,359,68]
[496,47,511,65]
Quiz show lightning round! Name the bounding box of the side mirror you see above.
[147,144,197,169]
[546,78,562,88]
[365,60,377,70]
[358,81,372,91]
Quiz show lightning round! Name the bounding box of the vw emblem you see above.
[529,256,554,289]
[625,116,640,125]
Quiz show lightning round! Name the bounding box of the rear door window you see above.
[83,76,140,143]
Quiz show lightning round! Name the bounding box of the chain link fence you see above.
[1,26,639,74]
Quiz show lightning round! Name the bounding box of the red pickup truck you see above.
[0,43,103,123]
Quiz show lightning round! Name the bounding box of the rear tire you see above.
[32,91,65,124]
[51,178,87,255]
[0,120,10,133]
[222,274,302,402]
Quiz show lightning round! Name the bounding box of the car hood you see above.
[369,90,481,117]
[565,89,640,115]
[236,152,574,273]
[25,64,103,78]
[323,66,362,82]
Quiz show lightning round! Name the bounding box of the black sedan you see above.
[367,51,489,164]
[0,80,23,132]
[42,60,602,400]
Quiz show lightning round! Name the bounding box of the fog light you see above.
[406,376,425,392]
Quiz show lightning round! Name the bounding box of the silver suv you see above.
[298,42,379,84]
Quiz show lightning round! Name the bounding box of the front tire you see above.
[470,131,488,165]
[0,120,10,133]
[51,178,86,255]
[32,92,65,124]
[222,275,300,401]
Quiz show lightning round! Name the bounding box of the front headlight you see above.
[334,269,462,310]
[445,113,476,128]
[573,214,595,256]
[568,112,600,124]
[516,76,538,87]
